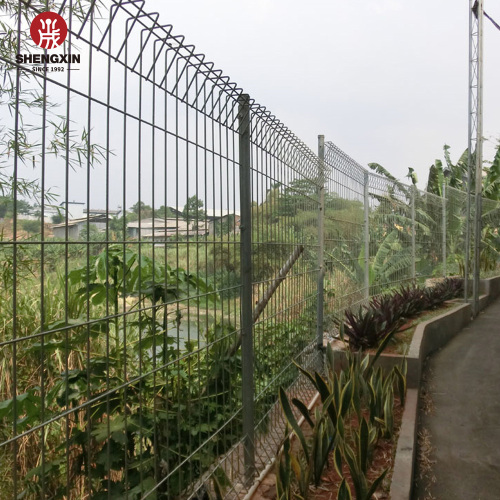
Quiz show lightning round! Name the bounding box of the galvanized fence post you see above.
[316,135,325,350]
[238,94,255,483]
[442,181,447,277]
[473,190,483,316]
[364,172,370,299]
[411,186,416,281]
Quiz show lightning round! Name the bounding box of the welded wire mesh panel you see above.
[4,1,500,499]
[323,143,366,321]
[414,190,444,282]
[480,195,500,277]
[367,174,414,295]
[0,1,324,499]
[323,142,453,309]
[0,2,248,499]
[446,186,469,276]
[247,106,322,475]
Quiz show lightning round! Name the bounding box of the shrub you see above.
[342,279,464,351]
[423,277,463,309]
[21,218,41,234]
[392,284,427,318]
[343,306,400,350]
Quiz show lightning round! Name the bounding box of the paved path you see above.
[413,298,500,500]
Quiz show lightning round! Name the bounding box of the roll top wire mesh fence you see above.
[323,142,438,322]
[0,1,322,499]
[1,1,500,499]
[321,142,500,328]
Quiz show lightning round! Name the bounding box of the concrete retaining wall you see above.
[480,276,500,302]
[333,289,495,500]
[332,301,472,389]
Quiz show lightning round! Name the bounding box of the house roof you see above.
[52,214,110,228]
[170,207,240,218]
[84,208,121,216]
[127,217,208,232]
[127,218,189,229]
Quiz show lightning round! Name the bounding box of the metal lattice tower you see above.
[465,0,484,315]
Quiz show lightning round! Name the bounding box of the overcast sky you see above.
[152,0,500,189]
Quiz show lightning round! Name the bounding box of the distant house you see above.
[208,213,241,235]
[25,201,86,223]
[84,208,121,217]
[50,206,122,239]
[168,207,241,236]
[127,218,209,241]
[52,214,110,240]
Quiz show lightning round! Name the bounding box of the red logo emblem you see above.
[30,12,68,49]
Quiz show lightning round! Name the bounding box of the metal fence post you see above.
[238,93,255,483]
[442,181,447,277]
[473,192,483,316]
[473,0,484,317]
[411,186,416,281]
[316,135,325,350]
[364,172,370,299]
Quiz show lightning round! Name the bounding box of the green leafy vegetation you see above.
[0,221,316,498]
[0,244,246,498]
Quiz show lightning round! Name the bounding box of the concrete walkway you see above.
[413,298,500,500]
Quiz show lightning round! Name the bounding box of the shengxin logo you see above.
[30,12,68,50]
[16,11,80,70]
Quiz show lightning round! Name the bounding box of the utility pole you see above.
[465,0,484,316]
